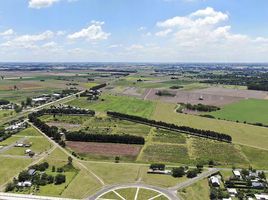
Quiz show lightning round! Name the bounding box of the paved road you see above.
[87,183,180,200]
[168,168,219,191]
[0,192,77,200]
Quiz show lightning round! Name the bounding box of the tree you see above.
[18,171,31,182]
[26,97,32,106]
[54,174,66,185]
[186,169,198,178]
[5,182,15,192]
[68,156,73,165]
[52,166,55,172]
[172,167,185,178]
[115,156,120,163]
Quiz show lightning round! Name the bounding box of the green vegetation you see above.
[211,99,268,125]
[152,128,186,144]
[153,102,268,150]
[179,178,210,200]
[68,94,156,118]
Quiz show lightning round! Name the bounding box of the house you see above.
[233,170,242,179]
[209,176,220,187]
[17,181,32,187]
[255,194,268,200]
[32,97,47,104]
[227,188,237,196]
[222,198,232,200]
[147,169,171,175]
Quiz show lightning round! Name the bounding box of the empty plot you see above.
[66,141,142,157]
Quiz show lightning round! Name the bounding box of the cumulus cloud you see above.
[67,21,110,42]
[29,0,60,9]
[0,29,15,36]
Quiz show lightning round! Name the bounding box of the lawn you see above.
[152,102,268,150]
[0,110,14,120]
[240,145,268,169]
[0,157,32,186]
[211,99,268,125]
[67,94,156,118]
[15,127,43,137]
[179,178,210,200]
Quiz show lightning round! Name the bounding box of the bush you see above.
[186,169,198,178]
[54,174,66,185]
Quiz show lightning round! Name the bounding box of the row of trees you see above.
[107,111,232,143]
[41,106,95,116]
[65,131,145,145]
[28,112,62,142]
[90,83,107,91]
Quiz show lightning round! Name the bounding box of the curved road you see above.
[87,183,180,200]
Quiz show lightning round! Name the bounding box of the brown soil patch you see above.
[66,141,142,156]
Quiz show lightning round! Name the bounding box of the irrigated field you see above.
[211,99,268,125]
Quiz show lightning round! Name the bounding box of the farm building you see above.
[227,188,237,196]
[28,169,36,176]
[17,181,32,187]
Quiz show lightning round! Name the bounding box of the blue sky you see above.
[0,0,268,62]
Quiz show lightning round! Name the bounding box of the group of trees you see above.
[182,103,220,112]
[0,99,10,105]
[155,90,176,97]
[90,83,107,91]
[65,131,145,145]
[107,111,232,143]
[41,106,95,116]
[5,162,67,192]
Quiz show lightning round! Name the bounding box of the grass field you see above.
[0,110,14,120]
[0,157,32,186]
[68,94,156,118]
[179,178,210,200]
[211,99,268,125]
[152,129,186,144]
[152,101,268,150]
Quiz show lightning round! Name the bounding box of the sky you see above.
[0,0,268,62]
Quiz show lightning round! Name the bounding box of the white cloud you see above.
[67,21,110,42]
[28,0,60,9]
[155,29,172,37]
[0,29,15,36]
[126,44,144,51]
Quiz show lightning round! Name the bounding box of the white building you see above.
[255,194,268,200]
[209,176,220,187]
[233,170,242,179]
[227,188,238,196]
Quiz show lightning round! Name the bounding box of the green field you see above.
[179,178,210,200]
[0,157,32,186]
[68,94,156,118]
[211,99,268,125]
[152,102,268,150]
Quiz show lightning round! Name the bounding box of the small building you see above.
[15,143,24,147]
[233,170,242,179]
[25,149,32,154]
[255,194,268,200]
[227,188,237,196]
[17,181,32,187]
[252,182,265,189]
[147,169,171,175]
[209,176,220,187]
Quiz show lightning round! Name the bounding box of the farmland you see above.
[1,65,268,200]
[211,99,268,125]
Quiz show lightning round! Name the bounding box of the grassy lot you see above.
[83,162,142,184]
[152,128,186,144]
[4,137,52,156]
[0,110,14,120]
[140,143,191,164]
[15,127,43,137]
[190,138,248,167]
[152,102,268,150]
[179,178,210,200]
[240,145,268,169]
[115,188,137,199]
[211,99,268,125]
[0,157,32,186]
[0,136,22,147]
[68,94,156,118]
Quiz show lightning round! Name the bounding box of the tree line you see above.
[107,111,232,143]
[40,106,95,116]
[90,83,107,91]
[65,131,145,145]
[182,103,220,112]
